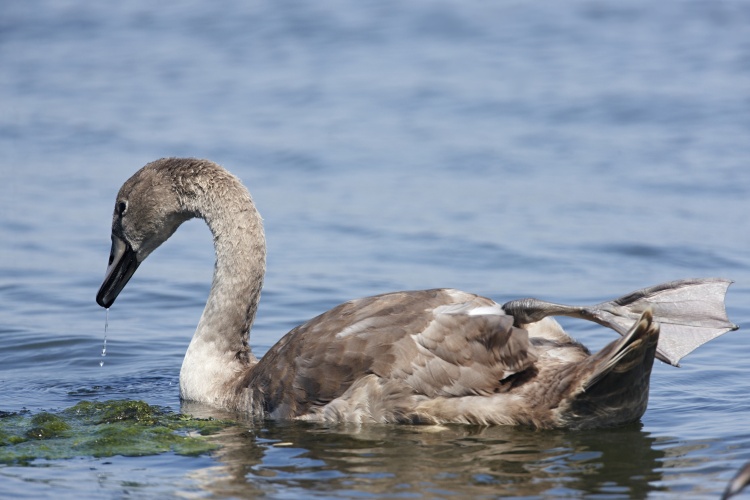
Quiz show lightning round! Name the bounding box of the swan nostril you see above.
[108,251,114,266]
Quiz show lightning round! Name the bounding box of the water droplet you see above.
[100,309,109,367]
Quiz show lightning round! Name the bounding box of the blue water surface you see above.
[2,1,750,498]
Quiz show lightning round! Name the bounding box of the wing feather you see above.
[243,289,535,418]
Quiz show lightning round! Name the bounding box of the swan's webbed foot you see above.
[503,278,738,366]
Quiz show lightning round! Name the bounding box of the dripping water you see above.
[100,308,108,367]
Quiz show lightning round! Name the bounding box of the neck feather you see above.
[177,166,266,406]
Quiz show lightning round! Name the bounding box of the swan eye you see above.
[117,201,127,215]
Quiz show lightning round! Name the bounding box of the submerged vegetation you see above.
[0,400,235,465]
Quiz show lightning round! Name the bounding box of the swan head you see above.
[96,160,193,308]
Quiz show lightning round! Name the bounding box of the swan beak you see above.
[96,234,140,308]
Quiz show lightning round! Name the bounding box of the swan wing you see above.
[245,289,535,419]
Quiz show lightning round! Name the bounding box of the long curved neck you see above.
[177,168,266,406]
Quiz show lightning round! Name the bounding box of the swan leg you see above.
[502,278,738,367]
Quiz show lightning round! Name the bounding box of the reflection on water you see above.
[184,402,667,498]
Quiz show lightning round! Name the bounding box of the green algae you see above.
[0,400,235,465]
[25,412,72,440]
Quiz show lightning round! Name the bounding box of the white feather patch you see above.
[434,302,505,317]
[336,317,379,338]
[467,304,505,316]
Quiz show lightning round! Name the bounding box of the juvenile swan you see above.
[96,158,737,429]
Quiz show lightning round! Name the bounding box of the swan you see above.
[96,158,737,429]
[724,462,750,500]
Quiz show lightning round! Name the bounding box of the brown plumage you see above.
[96,158,737,429]
[241,290,535,423]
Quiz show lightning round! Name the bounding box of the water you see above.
[2,0,750,497]
[100,309,108,367]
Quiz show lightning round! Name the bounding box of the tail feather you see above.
[563,309,660,429]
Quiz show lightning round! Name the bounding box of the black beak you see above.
[96,235,140,308]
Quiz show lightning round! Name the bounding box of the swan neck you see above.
[203,204,266,361]
[179,169,266,405]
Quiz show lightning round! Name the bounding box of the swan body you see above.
[96,158,737,429]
